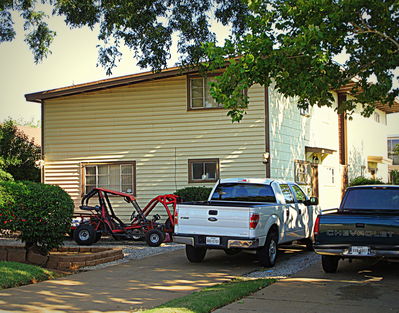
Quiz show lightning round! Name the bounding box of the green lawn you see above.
[140,278,274,313]
[0,261,58,289]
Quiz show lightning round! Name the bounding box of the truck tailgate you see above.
[175,204,252,237]
[316,214,399,246]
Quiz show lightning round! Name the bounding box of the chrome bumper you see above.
[314,246,399,258]
[173,235,260,249]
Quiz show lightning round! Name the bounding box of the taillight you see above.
[314,216,320,236]
[249,213,260,229]
[174,210,178,225]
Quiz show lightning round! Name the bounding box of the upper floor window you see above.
[188,158,219,183]
[82,162,135,195]
[188,76,222,109]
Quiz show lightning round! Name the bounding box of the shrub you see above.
[174,186,213,202]
[390,170,399,185]
[0,181,74,254]
[349,176,384,187]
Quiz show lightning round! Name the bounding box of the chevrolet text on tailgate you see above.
[314,185,399,273]
[173,178,319,267]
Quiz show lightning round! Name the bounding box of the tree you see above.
[0,119,41,182]
[1,1,398,121]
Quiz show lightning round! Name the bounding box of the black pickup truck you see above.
[314,185,399,273]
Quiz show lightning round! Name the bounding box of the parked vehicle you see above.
[72,188,179,247]
[173,178,319,267]
[314,185,399,273]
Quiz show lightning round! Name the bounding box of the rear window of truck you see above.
[342,188,399,210]
[211,183,276,203]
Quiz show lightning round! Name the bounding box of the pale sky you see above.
[0,12,181,123]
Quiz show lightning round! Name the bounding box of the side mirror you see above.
[305,197,318,206]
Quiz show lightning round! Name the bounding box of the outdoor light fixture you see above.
[263,152,270,164]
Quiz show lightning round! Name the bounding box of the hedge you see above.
[174,186,213,202]
[0,181,74,254]
[349,176,384,187]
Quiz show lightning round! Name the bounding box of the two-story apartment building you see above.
[25,67,399,219]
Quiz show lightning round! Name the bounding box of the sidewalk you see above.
[0,249,256,313]
[215,258,399,313]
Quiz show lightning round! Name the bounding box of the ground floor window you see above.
[294,160,311,185]
[82,162,136,195]
[188,158,219,183]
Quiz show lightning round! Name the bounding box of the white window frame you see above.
[188,75,223,110]
[82,162,136,196]
[188,158,220,183]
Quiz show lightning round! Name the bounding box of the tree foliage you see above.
[0,119,41,182]
[204,0,399,121]
[1,0,398,121]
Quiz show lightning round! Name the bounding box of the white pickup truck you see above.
[173,178,320,267]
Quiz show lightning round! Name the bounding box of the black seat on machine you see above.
[80,205,101,212]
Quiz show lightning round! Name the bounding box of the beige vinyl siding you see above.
[43,76,266,221]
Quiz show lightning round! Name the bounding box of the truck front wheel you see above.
[257,231,278,267]
[185,245,207,263]
[322,255,339,273]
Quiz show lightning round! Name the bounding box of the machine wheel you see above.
[131,229,143,241]
[224,248,241,255]
[145,229,165,247]
[93,232,102,243]
[186,245,207,263]
[73,224,95,246]
[322,255,339,273]
[257,230,278,267]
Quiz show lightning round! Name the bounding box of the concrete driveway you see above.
[215,258,399,313]
[0,248,261,313]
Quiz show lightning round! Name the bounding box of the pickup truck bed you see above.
[314,185,399,273]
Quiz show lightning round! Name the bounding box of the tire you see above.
[257,230,278,267]
[322,255,339,273]
[145,229,165,247]
[93,232,102,243]
[131,229,143,241]
[132,235,142,241]
[185,245,207,263]
[301,238,314,251]
[224,248,241,255]
[73,224,95,246]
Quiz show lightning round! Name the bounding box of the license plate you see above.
[347,246,371,256]
[206,237,220,245]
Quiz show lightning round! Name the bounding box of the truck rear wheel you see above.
[185,245,207,263]
[257,231,278,267]
[322,255,339,273]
